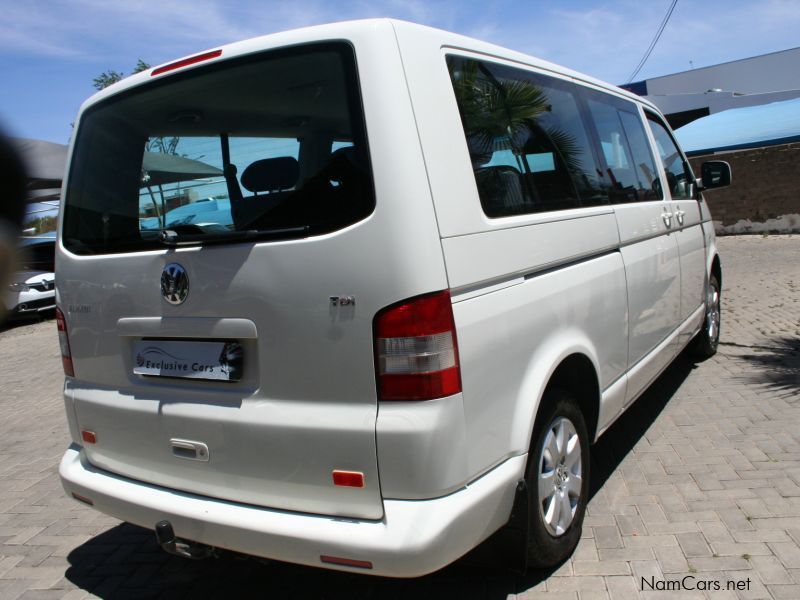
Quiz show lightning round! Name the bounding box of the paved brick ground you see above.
[0,235,797,599]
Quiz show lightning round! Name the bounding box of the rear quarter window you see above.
[446,56,607,218]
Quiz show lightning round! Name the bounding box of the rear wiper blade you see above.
[158,226,310,246]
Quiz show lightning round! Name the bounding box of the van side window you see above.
[585,96,662,203]
[646,113,694,200]
[447,56,605,218]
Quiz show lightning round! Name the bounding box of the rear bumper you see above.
[59,444,525,577]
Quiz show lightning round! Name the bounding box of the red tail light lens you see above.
[374,290,462,401]
[56,307,75,377]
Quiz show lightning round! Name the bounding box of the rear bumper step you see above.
[59,444,524,577]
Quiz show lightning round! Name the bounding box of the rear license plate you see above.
[133,340,243,381]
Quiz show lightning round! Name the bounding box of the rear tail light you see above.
[374,290,462,401]
[56,307,75,377]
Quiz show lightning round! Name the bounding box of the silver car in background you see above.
[4,235,55,317]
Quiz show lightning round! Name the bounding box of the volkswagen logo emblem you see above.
[161,263,189,305]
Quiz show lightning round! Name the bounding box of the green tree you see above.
[449,59,584,202]
[92,69,124,90]
[92,59,151,90]
[132,59,150,74]
[91,60,180,156]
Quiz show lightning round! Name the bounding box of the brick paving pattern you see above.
[0,235,797,599]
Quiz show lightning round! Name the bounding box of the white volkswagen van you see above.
[57,19,730,576]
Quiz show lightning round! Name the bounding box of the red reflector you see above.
[56,307,75,377]
[151,49,222,76]
[374,290,462,401]
[81,430,96,445]
[61,356,75,377]
[332,470,365,488]
[320,555,373,569]
[71,492,94,506]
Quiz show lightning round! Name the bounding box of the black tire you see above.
[693,272,721,358]
[525,389,590,568]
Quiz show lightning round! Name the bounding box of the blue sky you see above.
[2,0,800,146]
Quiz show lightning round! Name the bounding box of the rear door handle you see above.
[661,212,673,228]
[675,209,685,226]
[170,439,210,461]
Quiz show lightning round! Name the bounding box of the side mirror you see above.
[699,160,731,190]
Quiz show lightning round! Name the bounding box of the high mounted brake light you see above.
[374,290,462,401]
[151,49,222,76]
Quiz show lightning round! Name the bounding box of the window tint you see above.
[585,96,661,203]
[646,114,694,200]
[139,137,299,232]
[64,43,373,255]
[447,56,606,217]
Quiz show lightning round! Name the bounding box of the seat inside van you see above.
[230,156,299,228]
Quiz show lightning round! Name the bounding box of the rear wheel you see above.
[526,390,589,568]
[693,272,721,358]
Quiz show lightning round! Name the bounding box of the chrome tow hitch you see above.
[154,520,215,560]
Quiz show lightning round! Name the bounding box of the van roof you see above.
[77,18,659,117]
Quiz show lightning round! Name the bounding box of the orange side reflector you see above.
[332,470,364,488]
[320,555,373,569]
[81,430,97,444]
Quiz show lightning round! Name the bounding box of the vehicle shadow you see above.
[64,353,697,599]
[588,350,697,498]
[0,311,54,333]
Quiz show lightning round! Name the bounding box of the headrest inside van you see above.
[241,157,299,193]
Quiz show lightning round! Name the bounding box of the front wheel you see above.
[693,272,721,358]
[526,390,590,568]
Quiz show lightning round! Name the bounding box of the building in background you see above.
[621,46,800,131]
[621,48,800,234]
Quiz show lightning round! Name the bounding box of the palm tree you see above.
[449,59,583,204]
[452,61,548,160]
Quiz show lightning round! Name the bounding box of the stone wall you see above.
[688,142,800,234]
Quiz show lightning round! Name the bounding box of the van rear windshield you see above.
[63,43,374,255]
